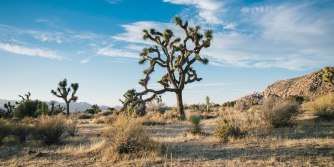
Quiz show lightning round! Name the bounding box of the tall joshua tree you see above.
[320,66,334,86]
[120,16,212,119]
[51,79,79,117]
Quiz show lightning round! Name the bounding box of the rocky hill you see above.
[262,67,334,99]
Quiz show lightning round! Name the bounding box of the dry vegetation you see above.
[1,94,334,166]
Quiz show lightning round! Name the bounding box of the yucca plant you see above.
[189,114,202,135]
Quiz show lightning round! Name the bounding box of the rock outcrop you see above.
[262,67,334,99]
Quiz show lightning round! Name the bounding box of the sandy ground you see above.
[1,117,334,167]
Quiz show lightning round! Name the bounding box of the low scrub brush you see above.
[34,115,68,145]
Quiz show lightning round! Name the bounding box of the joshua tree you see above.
[119,89,146,116]
[206,96,210,112]
[3,102,15,118]
[49,100,56,115]
[120,16,212,119]
[320,66,334,86]
[16,92,31,104]
[91,104,100,114]
[51,79,79,117]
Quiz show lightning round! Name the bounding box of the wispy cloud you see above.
[106,0,122,4]
[97,45,139,58]
[0,43,63,59]
[80,59,90,64]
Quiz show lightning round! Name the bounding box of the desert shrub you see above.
[102,115,161,162]
[260,97,299,128]
[0,119,11,143]
[305,93,334,120]
[34,115,68,145]
[14,100,40,118]
[222,101,236,107]
[78,113,93,119]
[213,119,247,143]
[189,114,202,135]
[286,95,305,104]
[234,100,249,111]
[100,110,113,116]
[85,109,95,114]
[66,118,78,136]
[10,122,33,142]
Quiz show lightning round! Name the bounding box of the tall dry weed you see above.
[304,93,334,120]
[102,115,162,162]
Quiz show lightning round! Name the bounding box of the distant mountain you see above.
[0,99,113,112]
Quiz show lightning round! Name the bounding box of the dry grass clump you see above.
[213,118,247,143]
[95,115,116,124]
[102,115,163,162]
[304,93,334,120]
[141,112,166,126]
[260,97,299,128]
[34,115,68,145]
[66,117,79,136]
[164,110,179,119]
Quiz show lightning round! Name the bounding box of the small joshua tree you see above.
[91,104,100,114]
[3,102,15,118]
[120,16,213,119]
[49,100,56,115]
[205,96,210,112]
[320,66,334,86]
[119,89,146,116]
[51,79,79,117]
[16,92,31,105]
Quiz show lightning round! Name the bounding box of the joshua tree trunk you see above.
[176,91,185,119]
[66,102,70,117]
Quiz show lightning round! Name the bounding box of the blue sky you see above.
[0,0,333,107]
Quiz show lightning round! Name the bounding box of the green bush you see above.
[261,97,299,128]
[34,115,68,145]
[0,119,11,143]
[14,100,40,118]
[189,115,202,135]
[305,93,334,120]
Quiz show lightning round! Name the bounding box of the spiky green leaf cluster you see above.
[174,16,182,26]
[157,74,169,88]
[320,66,334,84]
[195,54,209,65]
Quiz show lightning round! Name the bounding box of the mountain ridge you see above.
[0,99,117,112]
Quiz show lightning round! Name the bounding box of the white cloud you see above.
[163,0,224,24]
[97,45,139,58]
[199,2,334,70]
[0,43,63,59]
[112,21,175,44]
